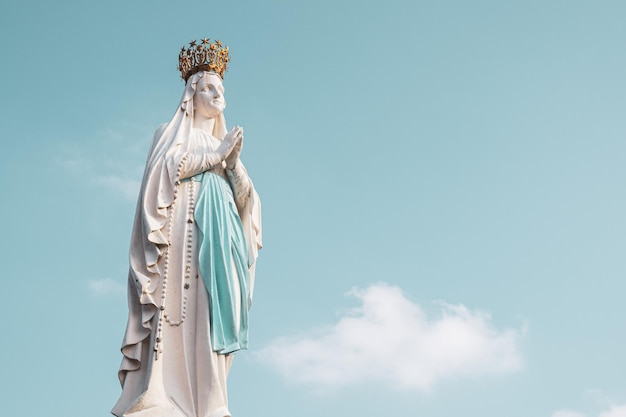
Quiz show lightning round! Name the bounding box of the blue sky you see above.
[1,1,626,416]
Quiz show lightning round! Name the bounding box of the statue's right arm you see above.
[176,151,225,180]
[170,134,240,181]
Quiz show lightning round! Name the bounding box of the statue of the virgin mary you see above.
[112,39,262,417]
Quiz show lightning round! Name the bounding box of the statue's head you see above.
[193,71,226,119]
[175,39,230,138]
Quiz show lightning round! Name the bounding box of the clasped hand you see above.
[216,126,243,169]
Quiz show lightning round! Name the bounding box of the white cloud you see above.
[96,174,141,201]
[89,278,126,297]
[551,405,626,417]
[585,389,613,407]
[58,123,148,202]
[62,155,92,174]
[600,406,626,417]
[257,282,524,391]
[552,411,587,417]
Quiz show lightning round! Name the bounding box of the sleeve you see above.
[177,151,224,180]
[164,146,225,183]
[226,161,252,213]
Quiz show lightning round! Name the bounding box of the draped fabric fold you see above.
[195,172,251,354]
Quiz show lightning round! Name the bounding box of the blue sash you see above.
[193,172,250,354]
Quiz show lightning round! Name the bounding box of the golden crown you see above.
[178,38,230,81]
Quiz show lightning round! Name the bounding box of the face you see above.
[193,72,226,119]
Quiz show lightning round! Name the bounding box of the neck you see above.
[193,116,217,134]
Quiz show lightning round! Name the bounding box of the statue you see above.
[112,38,262,417]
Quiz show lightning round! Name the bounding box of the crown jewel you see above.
[178,38,230,81]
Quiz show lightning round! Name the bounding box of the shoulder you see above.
[147,123,169,150]
[154,123,168,139]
